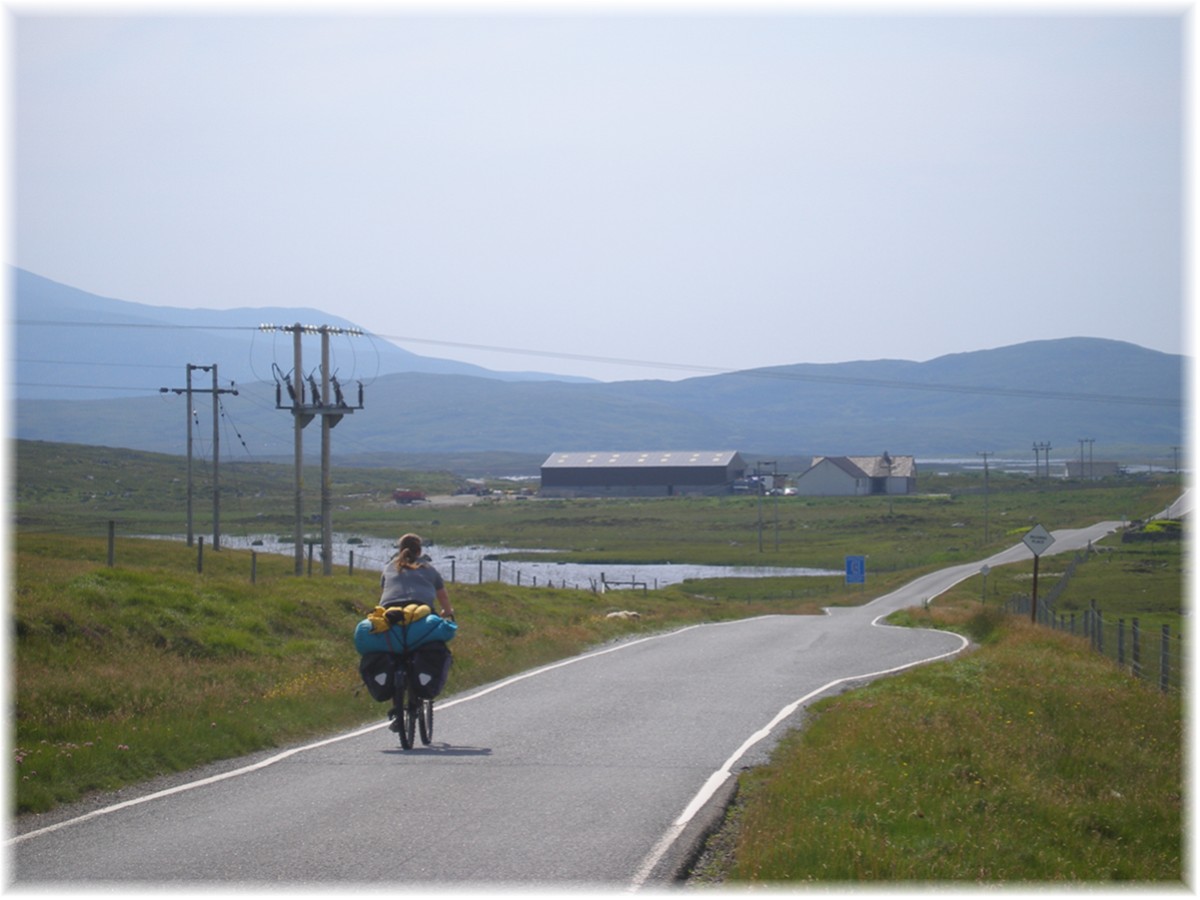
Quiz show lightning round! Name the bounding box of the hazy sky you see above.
[12,2,1188,382]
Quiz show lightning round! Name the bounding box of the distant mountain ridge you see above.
[12,267,592,398]
[10,268,1185,464]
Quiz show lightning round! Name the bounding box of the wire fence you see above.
[111,524,610,592]
[111,524,1185,690]
[1003,550,1182,695]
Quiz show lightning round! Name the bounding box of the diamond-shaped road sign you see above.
[1022,524,1055,556]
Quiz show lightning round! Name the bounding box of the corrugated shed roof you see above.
[542,450,741,469]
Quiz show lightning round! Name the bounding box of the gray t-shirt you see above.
[380,561,445,607]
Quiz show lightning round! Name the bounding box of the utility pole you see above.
[755,462,765,552]
[1077,438,1095,480]
[1033,442,1051,479]
[756,460,780,551]
[978,451,993,543]
[160,364,238,548]
[262,323,364,575]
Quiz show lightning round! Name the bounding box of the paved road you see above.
[9,520,1124,890]
[1156,487,1192,520]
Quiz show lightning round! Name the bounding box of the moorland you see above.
[11,439,1185,884]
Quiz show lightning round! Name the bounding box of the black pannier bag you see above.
[358,652,397,702]
[410,641,453,699]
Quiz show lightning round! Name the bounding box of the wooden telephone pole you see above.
[160,364,239,548]
[262,324,364,575]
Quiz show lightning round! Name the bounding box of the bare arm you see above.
[436,587,455,619]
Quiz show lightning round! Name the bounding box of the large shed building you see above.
[540,450,748,498]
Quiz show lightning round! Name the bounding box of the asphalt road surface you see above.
[10,520,1123,891]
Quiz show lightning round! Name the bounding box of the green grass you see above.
[691,531,1186,886]
[13,531,831,815]
[708,604,1183,884]
[12,440,1186,884]
[15,440,1180,573]
[911,528,1187,691]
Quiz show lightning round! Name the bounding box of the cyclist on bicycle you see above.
[381,533,456,621]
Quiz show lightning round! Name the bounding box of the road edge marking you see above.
[8,618,770,847]
[629,627,970,891]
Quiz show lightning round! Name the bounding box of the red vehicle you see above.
[392,489,426,504]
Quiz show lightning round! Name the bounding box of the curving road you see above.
[9,520,1124,890]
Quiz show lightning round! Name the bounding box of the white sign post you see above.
[1023,525,1056,623]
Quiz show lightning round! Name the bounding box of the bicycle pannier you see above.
[358,652,397,702]
[411,641,453,699]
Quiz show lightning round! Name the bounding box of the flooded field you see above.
[215,533,839,591]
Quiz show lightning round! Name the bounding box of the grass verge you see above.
[13,531,847,816]
[690,599,1183,885]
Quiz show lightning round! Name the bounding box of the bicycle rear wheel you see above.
[393,670,417,750]
[418,698,433,745]
[399,690,417,750]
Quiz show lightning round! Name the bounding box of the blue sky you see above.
[11,2,1189,381]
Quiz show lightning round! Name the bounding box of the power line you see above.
[16,357,181,370]
[16,319,1183,408]
[353,331,1187,408]
[16,319,252,331]
[17,382,172,393]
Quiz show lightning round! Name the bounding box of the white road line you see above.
[12,518,1140,869]
[9,620,763,847]
[630,519,1133,890]
[7,721,387,845]
[628,628,969,891]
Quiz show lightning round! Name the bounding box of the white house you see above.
[792,452,917,497]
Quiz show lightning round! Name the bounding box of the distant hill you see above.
[9,268,1184,467]
[12,347,1183,470]
[12,267,592,399]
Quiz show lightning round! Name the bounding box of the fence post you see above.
[1118,619,1125,668]
[349,550,355,576]
[107,520,115,567]
[1095,606,1104,654]
[1160,625,1170,693]
[251,550,257,585]
[1132,618,1142,680]
[197,536,205,574]
[1070,612,1076,635]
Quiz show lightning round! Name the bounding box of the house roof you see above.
[542,451,742,469]
[809,454,917,478]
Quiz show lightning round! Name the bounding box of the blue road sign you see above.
[845,555,866,584]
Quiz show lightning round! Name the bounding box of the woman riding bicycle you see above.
[381,533,456,621]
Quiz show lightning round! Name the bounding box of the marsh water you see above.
[213,532,840,590]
